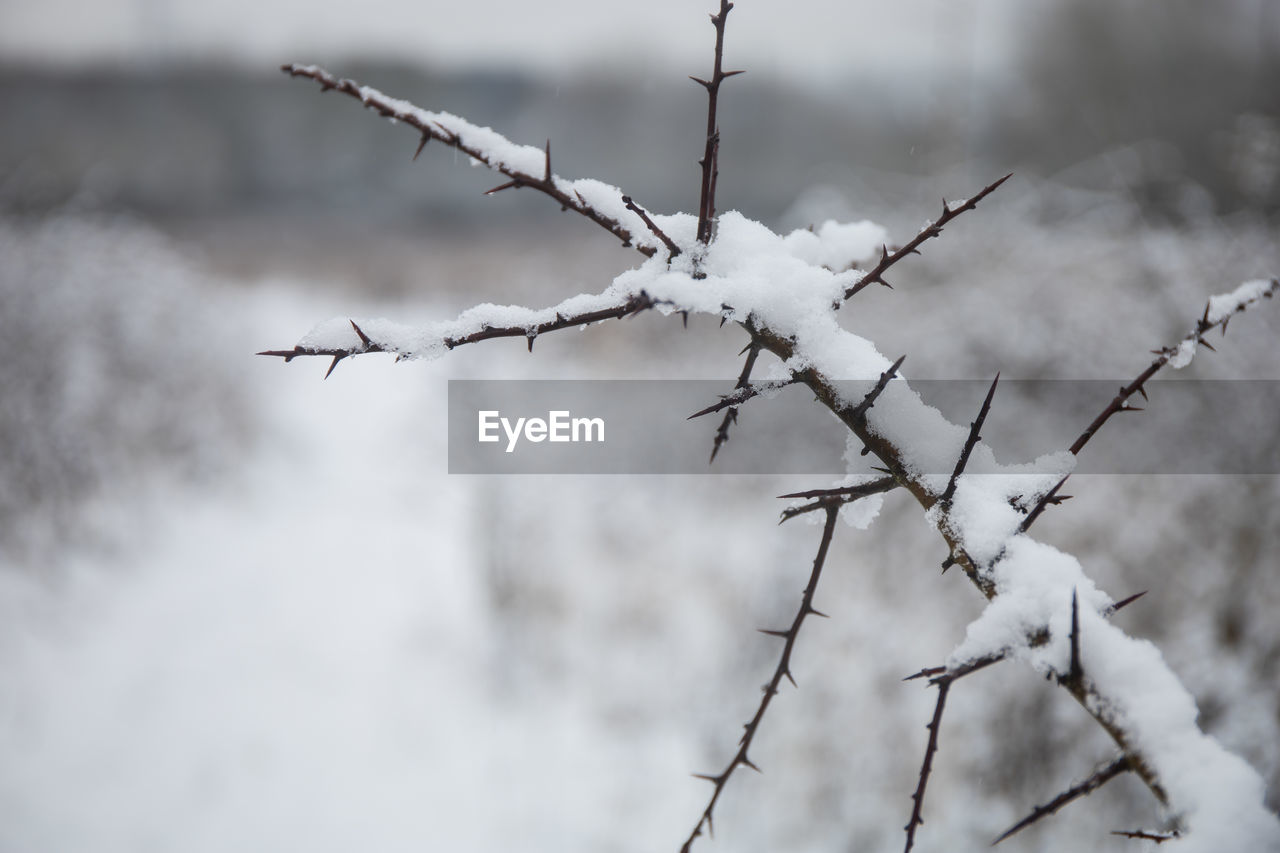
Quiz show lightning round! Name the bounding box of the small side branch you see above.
[992,755,1134,845]
[902,650,1008,852]
[777,476,899,523]
[843,174,1011,302]
[623,195,682,261]
[259,292,662,372]
[682,504,840,853]
[1111,829,1181,844]
[939,373,999,506]
[693,0,745,245]
[281,64,657,258]
[708,340,761,463]
[904,678,951,853]
[1069,277,1279,456]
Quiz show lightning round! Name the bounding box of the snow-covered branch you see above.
[282,64,675,258]
[265,6,1280,851]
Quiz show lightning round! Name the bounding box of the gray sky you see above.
[0,0,1025,80]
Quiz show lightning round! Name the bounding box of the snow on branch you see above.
[282,64,682,258]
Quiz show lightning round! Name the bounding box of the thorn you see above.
[870,466,893,475]
[941,556,956,572]
[905,666,947,681]
[757,628,790,639]
[349,320,371,348]
[324,353,345,380]
[526,333,535,353]
[412,134,430,161]
[484,179,522,195]
[1068,588,1083,683]
[739,755,762,773]
[723,69,747,78]
[1199,338,1217,352]
[1108,590,1148,614]
[682,311,689,329]
[544,138,552,181]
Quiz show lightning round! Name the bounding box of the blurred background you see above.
[1,1,1278,851]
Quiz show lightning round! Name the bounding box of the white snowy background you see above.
[2,2,1279,852]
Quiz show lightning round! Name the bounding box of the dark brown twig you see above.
[777,477,899,501]
[848,355,907,422]
[992,756,1134,845]
[259,292,662,372]
[777,477,899,523]
[904,678,951,852]
[843,174,1012,301]
[1018,475,1071,534]
[1111,829,1181,844]
[281,64,656,258]
[623,195,682,261]
[692,0,744,245]
[901,649,1010,851]
[708,340,760,462]
[1069,278,1279,457]
[939,373,1000,506]
[682,504,839,853]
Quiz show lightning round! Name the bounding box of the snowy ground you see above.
[0,204,1277,852]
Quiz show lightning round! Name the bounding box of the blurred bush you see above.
[0,213,251,559]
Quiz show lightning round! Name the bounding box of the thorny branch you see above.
[842,173,1011,302]
[903,677,950,853]
[257,292,664,375]
[992,756,1135,845]
[267,4,1280,850]
[939,373,1000,507]
[692,0,744,245]
[281,64,658,258]
[708,339,760,463]
[1069,278,1279,456]
[681,503,841,853]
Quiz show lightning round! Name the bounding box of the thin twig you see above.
[843,174,1012,301]
[1111,829,1180,844]
[709,340,761,462]
[682,504,839,853]
[1068,278,1279,456]
[992,756,1134,845]
[692,0,744,245]
[623,195,682,260]
[904,678,951,852]
[939,373,1000,506]
[777,477,899,523]
[281,64,657,258]
[258,292,662,373]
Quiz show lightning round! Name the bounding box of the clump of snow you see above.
[1168,338,1198,369]
[782,219,888,271]
[1206,279,1275,325]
